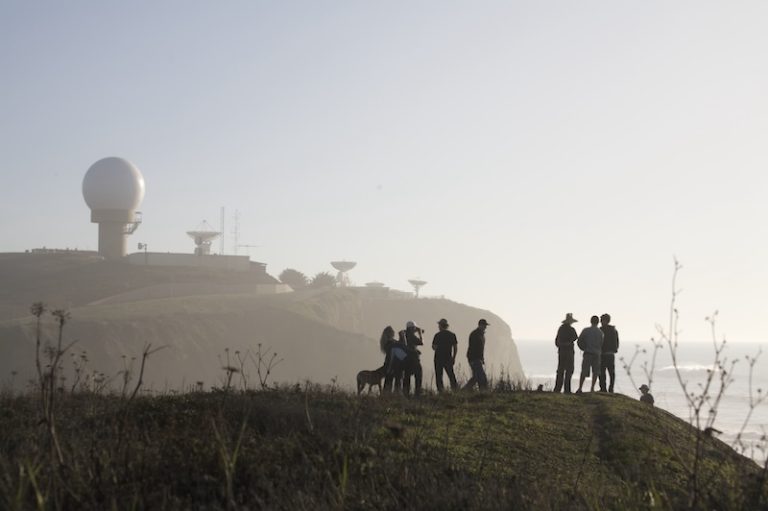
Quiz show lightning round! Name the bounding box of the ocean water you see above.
[516,339,768,462]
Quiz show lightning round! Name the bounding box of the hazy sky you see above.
[2,1,767,343]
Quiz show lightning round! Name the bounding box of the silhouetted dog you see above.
[357,366,386,395]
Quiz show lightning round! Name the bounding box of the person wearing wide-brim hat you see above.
[554,313,579,393]
[639,384,655,406]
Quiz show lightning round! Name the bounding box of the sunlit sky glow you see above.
[2,1,767,343]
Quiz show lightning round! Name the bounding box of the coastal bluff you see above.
[0,253,522,390]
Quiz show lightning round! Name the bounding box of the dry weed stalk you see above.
[31,303,77,467]
[621,259,766,508]
[250,343,283,390]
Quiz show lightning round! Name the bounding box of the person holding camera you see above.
[402,320,423,396]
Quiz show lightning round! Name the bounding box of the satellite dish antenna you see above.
[408,279,427,298]
[331,261,357,287]
[187,220,221,255]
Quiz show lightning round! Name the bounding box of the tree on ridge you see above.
[279,268,308,290]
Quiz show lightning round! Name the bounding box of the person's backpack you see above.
[391,345,407,361]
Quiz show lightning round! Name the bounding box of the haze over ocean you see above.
[517,339,768,461]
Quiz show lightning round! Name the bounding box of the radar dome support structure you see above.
[82,157,146,260]
[331,261,357,287]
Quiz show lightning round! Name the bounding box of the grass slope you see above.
[1,389,764,510]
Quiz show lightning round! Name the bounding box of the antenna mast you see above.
[219,206,226,255]
[232,209,240,255]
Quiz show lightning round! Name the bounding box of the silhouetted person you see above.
[576,315,603,393]
[402,321,423,396]
[432,318,458,392]
[599,313,620,393]
[381,326,406,393]
[463,319,489,391]
[554,313,579,393]
[639,384,655,406]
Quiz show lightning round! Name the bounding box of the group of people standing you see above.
[554,313,620,393]
[380,318,491,395]
[372,311,657,403]
[373,312,655,403]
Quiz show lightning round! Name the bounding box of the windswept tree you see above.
[279,268,308,290]
[309,271,337,289]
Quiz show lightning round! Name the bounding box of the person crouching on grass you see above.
[576,315,603,393]
[639,384,655,406]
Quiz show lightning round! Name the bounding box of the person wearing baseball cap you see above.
[463,319,490,390]
[432,318,458,392]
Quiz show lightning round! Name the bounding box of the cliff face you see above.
[0,255,523,390]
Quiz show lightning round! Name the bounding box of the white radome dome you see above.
[82,157,145,211]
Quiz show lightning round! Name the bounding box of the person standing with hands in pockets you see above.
[576,315,604,394]
[432,318,459,392]
[599,313,620,393]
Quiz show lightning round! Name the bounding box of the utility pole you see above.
[232,209,240,255]
[219,206,226,255]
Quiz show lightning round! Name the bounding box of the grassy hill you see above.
[0,388,763,510]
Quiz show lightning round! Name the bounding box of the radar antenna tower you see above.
[187,220,221,256]
[331,261,357,287]
[408,279,427,298]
